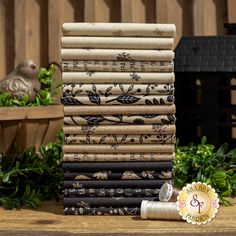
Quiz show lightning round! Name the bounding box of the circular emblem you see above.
[177,182,219,225]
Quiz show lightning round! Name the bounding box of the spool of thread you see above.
[159,183,180,202]
[141,200,182,220]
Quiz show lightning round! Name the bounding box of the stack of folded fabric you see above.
[61,23,176,215]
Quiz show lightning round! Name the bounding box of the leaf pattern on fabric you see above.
[116,52,133,61]
[61,97,84,105]
[161,114,176,124]
[93,171,111,180]
[141,171,155,179]
[79,115,105,124]
[64,134,176,145]
[64,188,162,197]
[87,93,101,105]
[106,95,141,104]
[121,171,142,180]
[158,171,173,179]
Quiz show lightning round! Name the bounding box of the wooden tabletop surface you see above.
[0,198,236,236]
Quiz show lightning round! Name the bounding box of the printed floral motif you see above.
[121,171,142,180]
[64,171,173,181]
[116,52,133,61]
[141,171,155,179]
[62,83,174,97]
[93,171,111,180]
[112,30,123,37]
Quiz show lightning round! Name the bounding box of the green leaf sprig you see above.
[0,131,63,209]
[174,137,236,205]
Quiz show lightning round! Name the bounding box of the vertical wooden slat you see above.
[121,0,146,23]
[42,118,63,145]
[38,0,48,68]
[65,0,84,22]
[0,1,6,79]
[48,0,63,102]
[34,119,49,150]
[48,0,63,63]
[14,0,41,66]
[156,0,193,47]
[227,0,236,23]
[143,0,156,23]
[15,121,39,152]
[62,0,77,23]
[5,0,15,75]
[193,0,227,36]
[0,121,18,154]
[84,0,120,22]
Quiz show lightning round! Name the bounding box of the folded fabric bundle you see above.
[64,188,160,197]
[61,61,174,72]
[64,180,171,189]
[63,153,175,162]
[64,170,173,180]
[61,49,174,61]
[61,22,176,216]
[64,114,176,125]
[62,23,176,37]
[64,134,176,145]
[64,206,140,215]
[63,144,175,153]
[62,37,174,49]
[64,197,158,207]
[63,124,176,135]
[62,72,175,84]
[62,162,173,172]
[62,83,174,96]
[61,95,175,106]
[64,105,176,115]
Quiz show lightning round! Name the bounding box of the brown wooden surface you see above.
[0,199,235,236]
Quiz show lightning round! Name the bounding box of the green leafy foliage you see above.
[0,64,56,107]
[0,131,63,209]
[174,137,236,205]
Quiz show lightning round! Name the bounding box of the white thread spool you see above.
[159,183,180,202]
[141,200,182,220]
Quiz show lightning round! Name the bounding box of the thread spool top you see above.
[159,183,174,201]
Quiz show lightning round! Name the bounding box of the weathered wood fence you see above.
[0,0,235,79]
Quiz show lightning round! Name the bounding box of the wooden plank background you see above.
[0,0,235,79]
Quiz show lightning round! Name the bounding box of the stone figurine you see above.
[0,60,40,102]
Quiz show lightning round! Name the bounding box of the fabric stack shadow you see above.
[61,23,176,215]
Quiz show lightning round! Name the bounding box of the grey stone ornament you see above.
[0,60,41,102]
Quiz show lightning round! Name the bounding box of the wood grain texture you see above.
[156,0,192,46]
[42,118,63,145]
[0,120,18,153]
[121,0,145,23]
[0,1,6,79]
[0,199,235,235]
[227,0,236,22]
[0,0,234,79]
[0,105,63,120]
[193,0,227,35]
[14,0,41,66]
[0,0,14,79]
[0,105,63,153]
